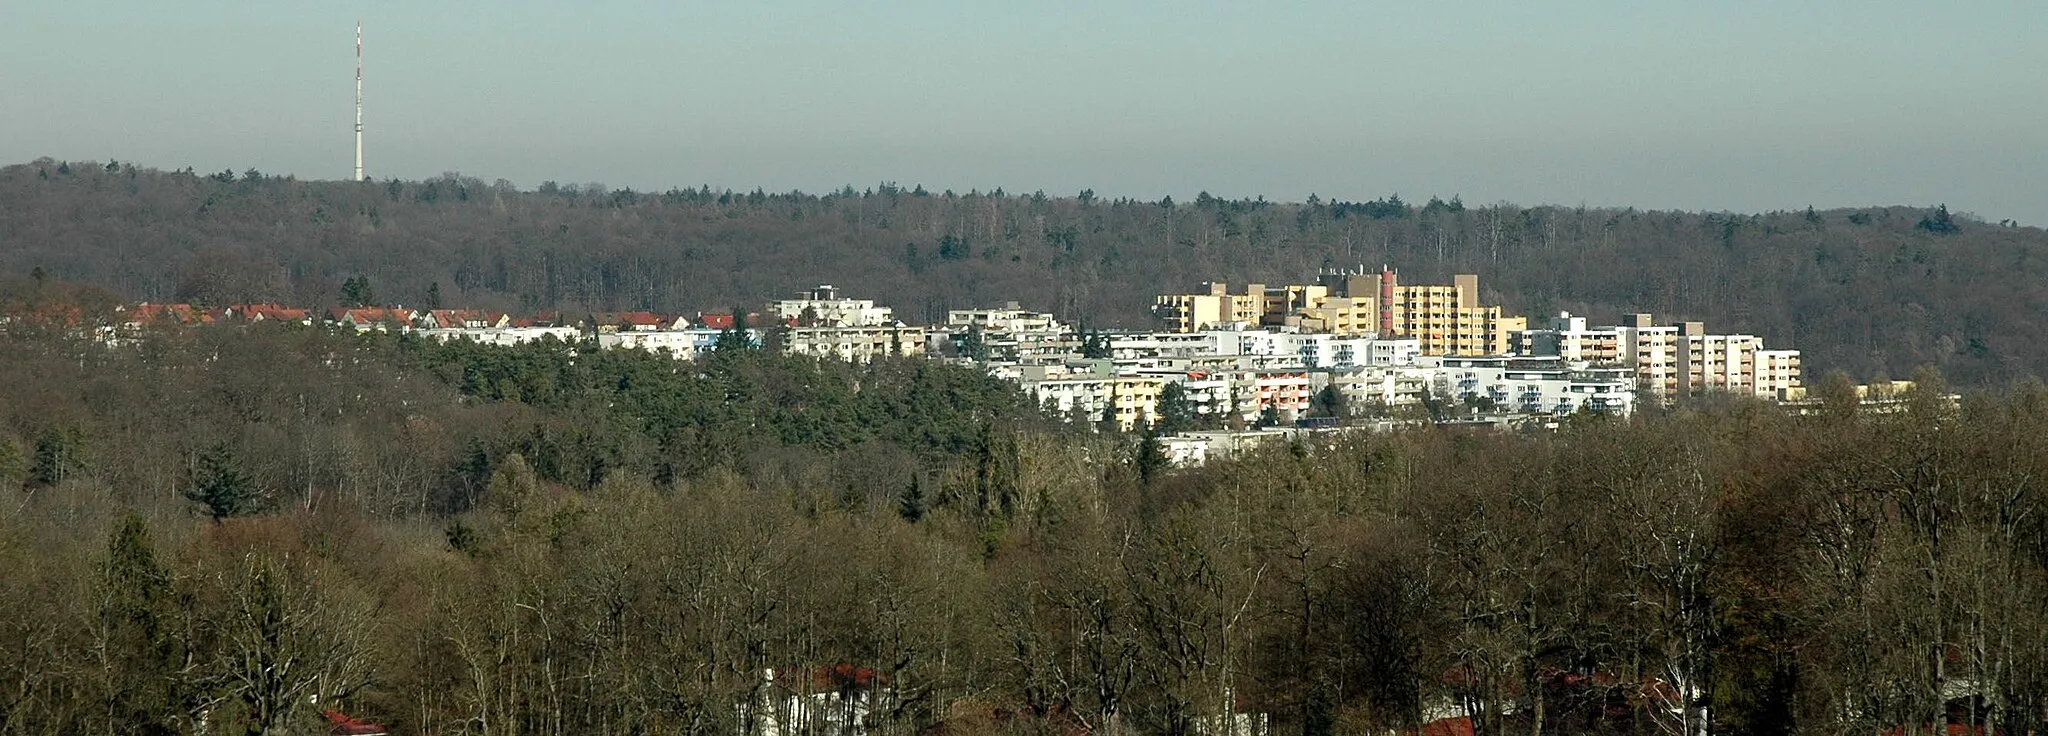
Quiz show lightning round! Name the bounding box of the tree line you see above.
[0,322,2045,734]
[4,159,2046,387]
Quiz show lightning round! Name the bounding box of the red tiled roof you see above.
[234,304,310,321]
[322,710,388,736]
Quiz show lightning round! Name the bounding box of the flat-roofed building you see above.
[768,285,895,327]
[782,325,927,362]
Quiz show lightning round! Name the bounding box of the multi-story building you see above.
[947,303,1067,334]
[1158,269,1522,356]
[1328,365,1433,413]
[425,326,585,347]
[1222,369,1316,423]
[1756,349,1804,397]
[1428,356,1637,416]
[1020,374,1166,431]
[781,325,927,362]
[1611,313,1804,401]
[1154,282,1266,332]
[598,328,725,358]
[1391,274,1525,356]
[1512,312,1624,364]
[768,285,896,327]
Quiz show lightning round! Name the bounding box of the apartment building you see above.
[1512,312,1624,364]
[947,303,1068,334]
[1222,369,1316,423]
[768,285,896,327]
[1391,274,1525,356]
[1328,366,1433,412]
[1021,374,1166,431]
[1430,356,1637,416]
[1756,350,1804,397]
[1154,282,1266,332]
[598,328,724,358]
[1612,313,1804,400]
[782,325,927,362]
[1156,269,1520,356]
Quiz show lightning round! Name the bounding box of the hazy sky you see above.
[4,1,2044,223]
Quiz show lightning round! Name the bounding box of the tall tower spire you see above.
[353,20,364,182]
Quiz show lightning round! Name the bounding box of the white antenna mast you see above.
[353,20,364,181]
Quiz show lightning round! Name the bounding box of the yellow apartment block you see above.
[1391,275,1521,356]
[1157,272,1520,355]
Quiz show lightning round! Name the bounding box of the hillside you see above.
[4,158,2045,385]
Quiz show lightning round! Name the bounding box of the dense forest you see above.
[4,159,2047,386]
[0,321,2045,735]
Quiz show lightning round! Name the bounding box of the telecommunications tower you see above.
[353,20,364,181]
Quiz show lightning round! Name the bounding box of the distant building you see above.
[768,285,895,327]
[1155,268,1521,356]
[1428,355,1637,416]
[781,325,927,362]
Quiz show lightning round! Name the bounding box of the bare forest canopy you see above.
[4,158,2047,386]
[2,323,2047,735]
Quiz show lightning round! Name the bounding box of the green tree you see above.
[898,473,927,523]
[1081,331,1113,359]
[94,514,188,734]
[340,275,374,307]
[714,307,755,352]
[30,427,87,487]
[1256,404,1283,428]
[424,281,443,309]
[1916,204,1959,234]
[1135,428,1170,486]
[184,443,260,523]
[955,324,990,362]
[1309,384,1344,419]
[1155,382,1197,434]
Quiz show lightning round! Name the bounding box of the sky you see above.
[3,1,2044,223]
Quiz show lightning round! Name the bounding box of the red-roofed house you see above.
[123,302,216,329]
[418,309,507,330]
[327,307,417,332]
[231,304,312,324]
[616,311,687,331]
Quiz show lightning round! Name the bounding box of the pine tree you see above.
[184,443,259,522]
[1135,428,1170,486]
[898,473,927,523]
[30,427,86,487]
[96,514,186,733]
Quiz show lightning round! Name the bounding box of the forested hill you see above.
[5,158,2046,385]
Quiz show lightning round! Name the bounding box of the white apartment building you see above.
[767,285,896,327]
[422,326,583,347]
[599,328,725,358]
[1513,312,1624,364]
[782,325,927,362]
[947,303,1068,334]
[1328,366,1433,413]
[1110,332,1234,360]
[1756,349,1804,397]
[1429,356,1637,416]
[1020,374,1166,431]
[1607,314,1803,400]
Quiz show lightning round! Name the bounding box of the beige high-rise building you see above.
[1391,273,1520,356]
[1156,269,1520,356]
[1154,282,1265,332]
